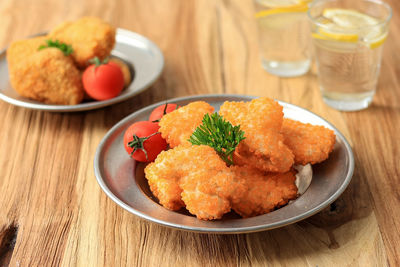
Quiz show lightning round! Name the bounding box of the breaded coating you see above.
[181,170,232,220]
[231,166,298,218]
[220,98,294,173]
[282,118,336,165]
[181,165,247,220]
[144,146,187,210]
[7,39,84,105]
[6,36,47,67]
[49,17,116,68]
[159,101,214,148]
[144,145,246,220]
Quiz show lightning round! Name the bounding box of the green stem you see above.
[127,132,159,160]
[89,57,109,68]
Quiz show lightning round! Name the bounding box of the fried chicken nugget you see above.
[219,98,294,173]
[7,37,84,105]
[282,118,336,165]
[159,101,214,148]
[49,17,116,68]
[231,166,298,218]
[144,145,246,220]
[180,170,232,220]
[144,146,188,210]
[180,164,247,220]
[7,36,47,67]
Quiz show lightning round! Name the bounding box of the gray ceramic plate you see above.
[0,28,164,112]
[94,94,354,233]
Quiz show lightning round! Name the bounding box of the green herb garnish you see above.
[89,56,109,67]
[38,40,73,56]
[188,113,245,165]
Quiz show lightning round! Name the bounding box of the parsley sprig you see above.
[188,113,245,165]
[38,39,73,56]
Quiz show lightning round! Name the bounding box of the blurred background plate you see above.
[0,28,164,112]
[94,94,354,233]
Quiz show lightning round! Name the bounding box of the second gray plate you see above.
[94,94,354,233]
[0,28,164,112]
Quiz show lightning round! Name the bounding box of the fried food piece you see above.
[282,118,336,165]
[159,101,214,148]
[144,145,246,220]
[144,146,187,210]
[181,165,247,220]
[6,36,47,67]
[219,98,294,173]
[182,173,231,219]
[7,38,84,105]
[49,17,116,68]
[231,166,298,218]
[109,57,131,87]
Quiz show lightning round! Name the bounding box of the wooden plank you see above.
[0,0,398,266]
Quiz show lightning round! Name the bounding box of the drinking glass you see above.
[254,0,312,77]
[308,0,392,111]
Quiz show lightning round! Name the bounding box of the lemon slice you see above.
[318,25,359,42]
[365,31,388,49]
[323,8,379,28]
[255,0,311,18]
[312,8,387,49]
[256,0,311,8]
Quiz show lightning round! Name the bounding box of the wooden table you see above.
[0,0,399,266]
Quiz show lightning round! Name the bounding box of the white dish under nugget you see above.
[94,94,354,233]
[0,28,164,112]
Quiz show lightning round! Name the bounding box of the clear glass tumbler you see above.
[308,0,392,111]
[254,0,312,77]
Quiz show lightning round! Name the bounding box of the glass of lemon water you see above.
[254,0,312,77]
[308,0,392,111]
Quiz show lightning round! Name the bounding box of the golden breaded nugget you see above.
[282,118,336,165]
[231,166,298,218]
[145,145,247,220]
[220,98,294,173]
[109,57,131,87]
[49,17,116,68]
[7,39,84,105]
[181,170,233,220]
[7,36,47,67]
[144,146,187,211]
[159,101,214,148]
[181,164,247,220]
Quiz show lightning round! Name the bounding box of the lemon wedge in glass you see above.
[312,8,387,49]
[323,8,379,28]
[256,0,311,8]
[255,0,311,18]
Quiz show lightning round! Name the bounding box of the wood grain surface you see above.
[0,0,399,266]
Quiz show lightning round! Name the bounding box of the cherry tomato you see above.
[149,103,179,123]
[123,121,167,162]
[82,58,124,101]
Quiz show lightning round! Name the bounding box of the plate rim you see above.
[94,94,355,233]
[0,28,164,112]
